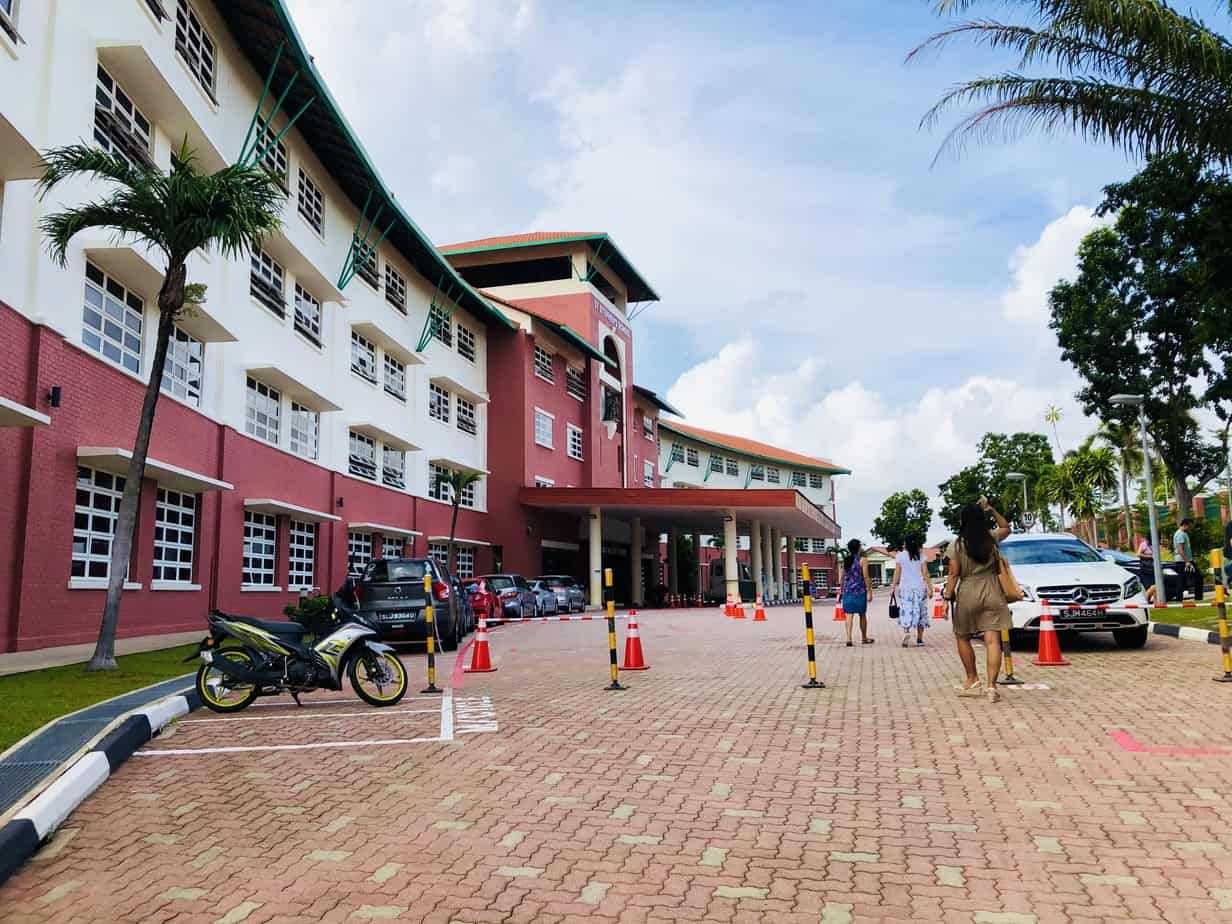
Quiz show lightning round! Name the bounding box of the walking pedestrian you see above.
[1137,536,1158,604]
[1174,518,1202,601]
[890,533,933,647]
[943,498,1011,703]
[840,539,873,647]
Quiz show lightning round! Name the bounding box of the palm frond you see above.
[37,145,146,199]
[39,196,163,267]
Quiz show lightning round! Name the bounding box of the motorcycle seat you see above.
[229,614,307,639]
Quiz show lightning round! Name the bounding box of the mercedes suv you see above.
[1001,533,1150,649]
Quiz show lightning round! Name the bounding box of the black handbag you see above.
[888,592,900,621]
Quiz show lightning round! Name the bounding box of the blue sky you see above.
[285,0,1230,542]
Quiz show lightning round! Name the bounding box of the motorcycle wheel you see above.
[349,650,408,707]
[195,648,260,713]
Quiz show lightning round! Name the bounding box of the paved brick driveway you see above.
[5,597,1232,923]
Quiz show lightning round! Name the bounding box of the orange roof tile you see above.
[660,421,850,474]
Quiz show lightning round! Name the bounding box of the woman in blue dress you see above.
[840,539,874,647]
[890,533,933,647]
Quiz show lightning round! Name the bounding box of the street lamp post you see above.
[1112,394,1165,604]
[1007,472,1028,530]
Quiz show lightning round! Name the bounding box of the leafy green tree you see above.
[938,465,987,534]
[938,432,1056,532]
[435,469,484,628]
[872,490,933,550]
[1097,419,1145,548]
[38,143,285,671]
[912,1,1232,165]
[1049,154,1232,517]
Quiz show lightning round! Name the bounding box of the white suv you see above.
[1000,533,1150,649]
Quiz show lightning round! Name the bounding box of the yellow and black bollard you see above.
[800,565,824,689]
[1212,550,1231,684]
[999,627,1023,686]
[604,568,626,691]
[421,573,441,694]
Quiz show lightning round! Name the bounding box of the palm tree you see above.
[1073,444,1119,545]
[1037,463,1073,532]
[38,143,285,671]
[911,1,1232,166]
[435,469,484,627]
[1097,419,1144,547]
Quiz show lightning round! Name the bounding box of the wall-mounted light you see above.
[336,497,344,509]
[48,386,61,408]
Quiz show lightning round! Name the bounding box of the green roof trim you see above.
[444,234,659,304]
[633,385,684,418]
[540,319,606,365]
[218,1,515,333]
[658,420,851,475]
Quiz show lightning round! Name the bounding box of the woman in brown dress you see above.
[944,498,1011,703]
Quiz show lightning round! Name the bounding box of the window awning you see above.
[350,422,420,452]
[246,364,341,412]
[429,456,489,476]
[351,319,421,366]
[264,226,346,304]
[244,498,340,522]
[0,396,50,428]
[427,536,491,547]
[429,374,489,406]
[0,111,43,181]
[77,447,233,493]
[348,522,420,538]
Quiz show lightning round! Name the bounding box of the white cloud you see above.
[1000,205,1110,324]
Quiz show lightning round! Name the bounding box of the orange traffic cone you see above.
[833,598,847,622]
[463,617,497,673]
[734,595,747,619]
[753,594,767,621]
[1032,601,1069,666]
[724,592,735,617]
[622,610,649,670]
[932,587,948,621]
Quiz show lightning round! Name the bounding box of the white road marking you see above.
[454,695,499,735]
[440,690,453,741]
[248,696,444,709]
[136,736,445,756]
[181,709,441,724]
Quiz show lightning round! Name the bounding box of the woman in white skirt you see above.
[890,533,933,646]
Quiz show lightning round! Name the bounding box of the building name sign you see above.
[593,295,630,338]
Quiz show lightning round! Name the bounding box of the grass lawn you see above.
[0,645,197,753]
[1149,606,1224,634]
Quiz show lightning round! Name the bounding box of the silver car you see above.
[527,580,560,617]
[537,575,587,613]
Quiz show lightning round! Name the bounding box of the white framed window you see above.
[791,471,806,488]
[297,169,324,234]
[429,382,450,423]
[534,408,553,448]
[152,488,195,583]
[293,284,322,346]
[245,377,280,445]
[456,396,477,436]
[811,538,827,554]
[382,447,405,489]
[350,331,377,383]
[348,531,373,573]
[750,464,765,482]
[725,459,739,477]
[385,265,407,314]
[348,430,377,480]
[457,325,476,363]
[809,472,825,489]
[94,65,153,170]
[289,402,319,460]
[255,121,288,190]
[160,325,203,406]
[71,466,125,580]
[534,345,554,383]
[356,249,380,290]
[381,536,405,559]
[669,443,684,464]
[643,459,655,487]
[383,354,406,401]
[459,478,476,509]
[242,511,277,587]
[250,250,285,316]
[428,304,452,346]
[83,261,143,375]
[642,415,655,441]
[288,520,315,591]
[567,424,584,461]
[767,466,780,484]
[175,1,216,96]
[456,547,474,579]
[686,447,699,468]
[428,542,448,570]
[534,476,555,488]
[429,463,451,502]
[795,537,809,552]
[566,365,587,401]
[709,455,723,474]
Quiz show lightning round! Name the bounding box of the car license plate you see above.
[1075,608,1102,619]
[200,650,213,664]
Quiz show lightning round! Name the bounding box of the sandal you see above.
[862,638,874,645]
[986,687,1001,703]
[902,632,910,648]
[846,641,853,647]
[955,680,983,697]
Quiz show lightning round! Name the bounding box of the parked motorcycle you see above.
[193,584,408,713]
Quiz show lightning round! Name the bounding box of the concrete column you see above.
[723,512,739,605]
[589,506,602,606]
[763,527,776,601]
[771,529,783,600]
[750,519,764,601]
[630,516,643,606]
[668,528,679,596]
[787,535,798,600]
[692,532,702,599]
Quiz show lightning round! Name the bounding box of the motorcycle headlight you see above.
[1018,584,1036,602]
[1123,576,1143,600]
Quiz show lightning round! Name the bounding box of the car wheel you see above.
[1113,625,1149,649]
[438,617,460,652]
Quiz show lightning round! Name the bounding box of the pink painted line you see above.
[1109,729,1232,756]
[452,635,475,689]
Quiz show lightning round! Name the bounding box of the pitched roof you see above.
[477,289,608,366]
[632,385,683,419]
[438,231,659,303]
[659,420,850,475]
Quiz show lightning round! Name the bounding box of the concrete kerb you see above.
[1149,621,1221,645]
[0,688,201,886]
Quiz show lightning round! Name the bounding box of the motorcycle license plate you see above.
[200,650,213,663]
